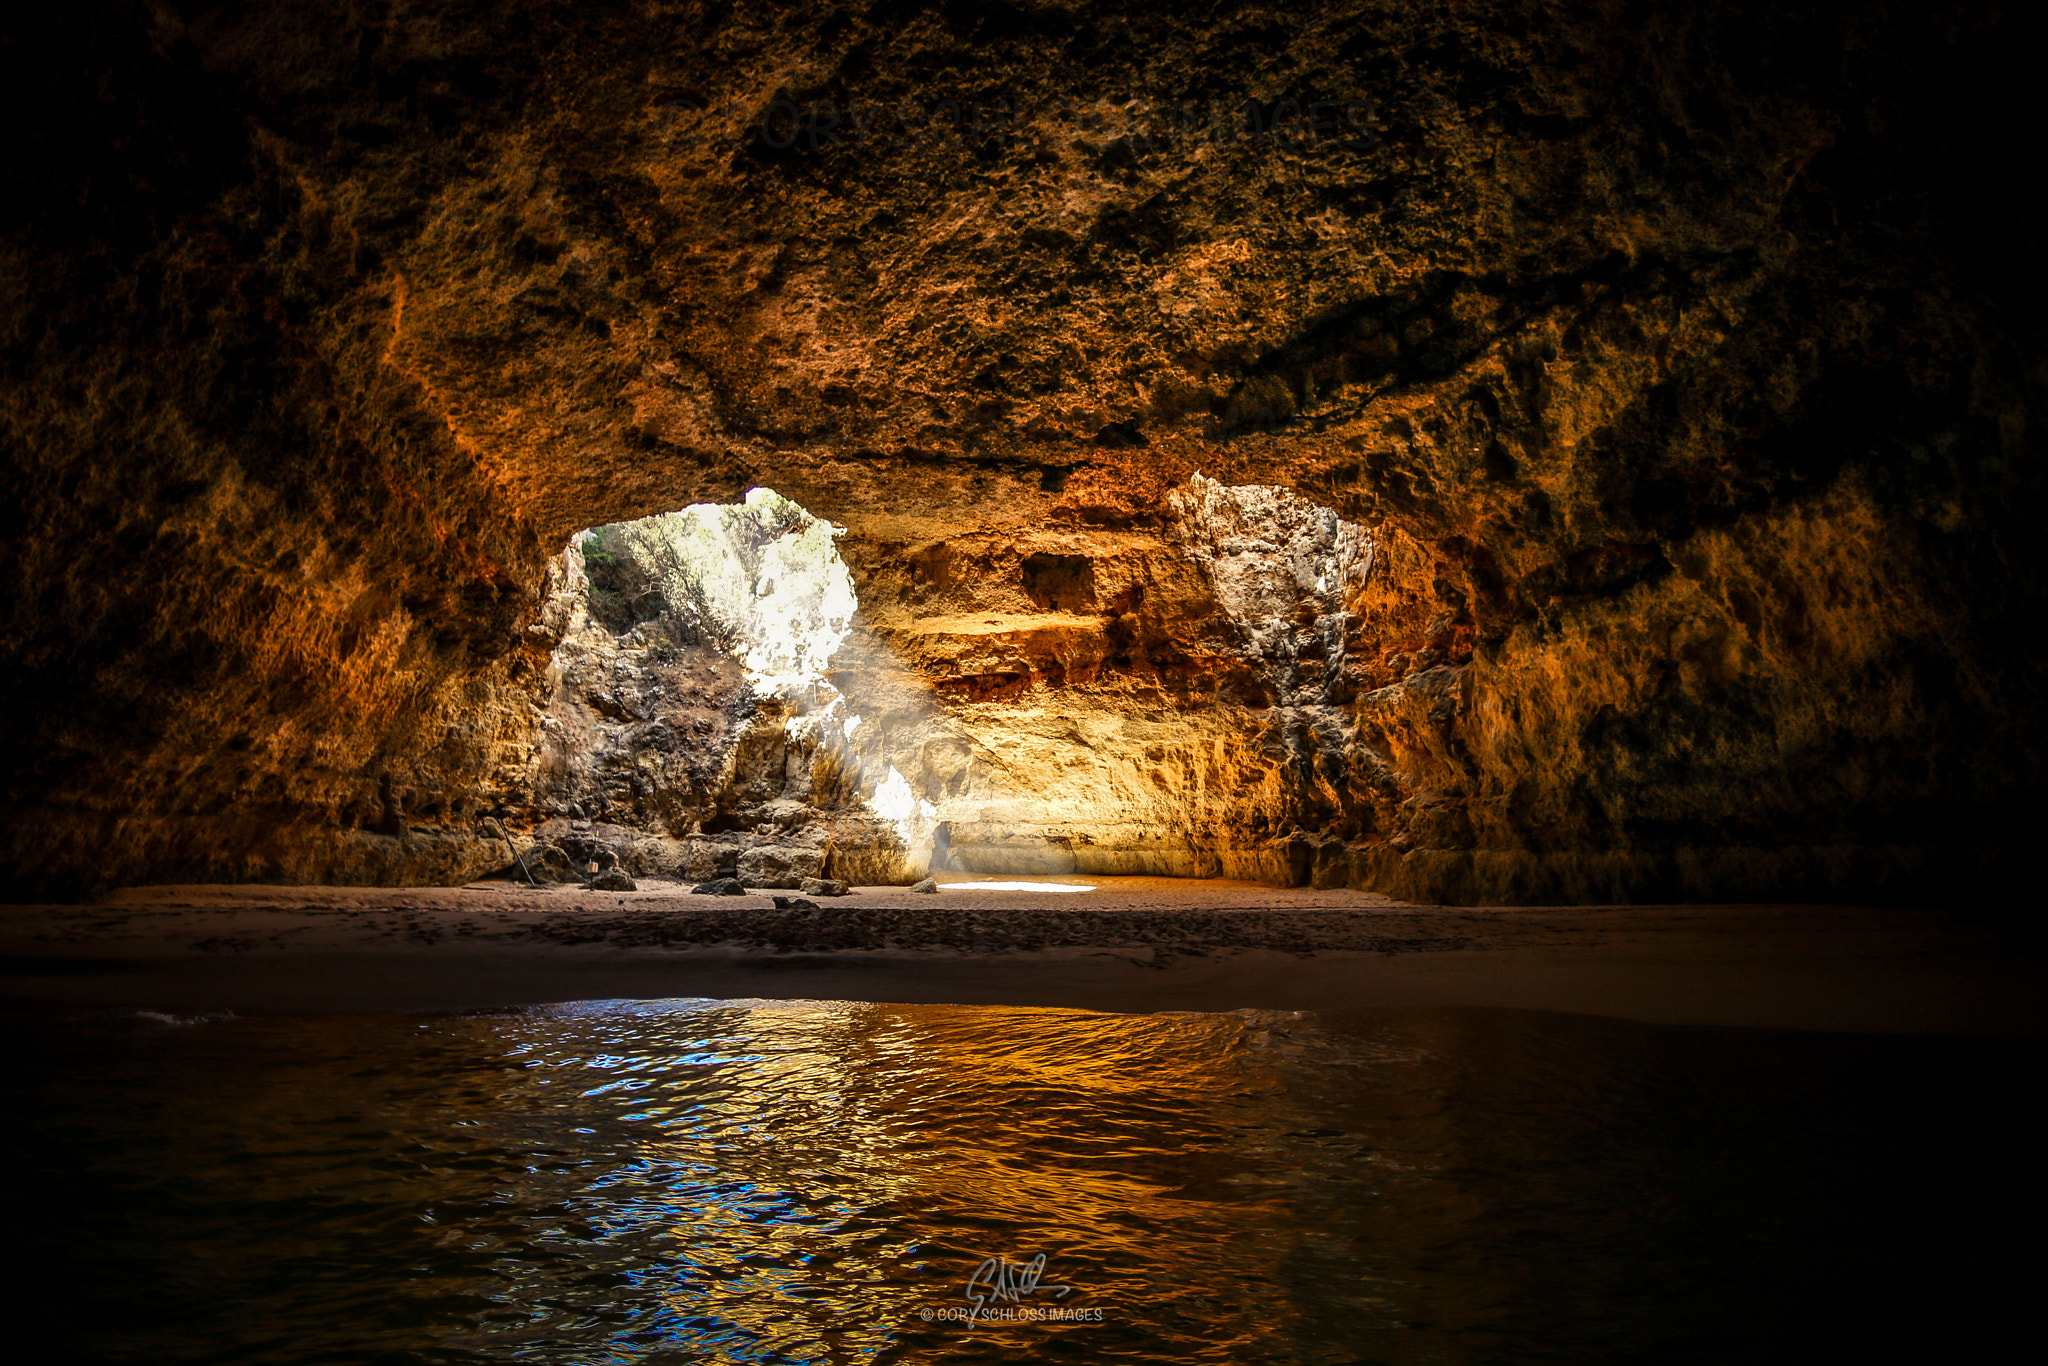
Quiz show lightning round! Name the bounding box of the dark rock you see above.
[522,845,575,883]
[770,896,820,910]
[556,834,619,873]
[691,878,749,896]
[587,868,636,892]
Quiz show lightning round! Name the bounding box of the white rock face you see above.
[1165,474,1375,690]
[596,487,857,698]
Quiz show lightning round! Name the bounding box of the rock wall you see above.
[2,1,2042,902]
[834,476,1384,882]
[503,493,862,886]
[510,479,1387,888]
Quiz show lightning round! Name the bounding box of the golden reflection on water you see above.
[444,999,1319,1361]
[13,997,2026,1365]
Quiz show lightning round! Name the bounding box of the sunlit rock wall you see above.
[517,480,1388,886]
[832,476,1377,880]
[2,1,2041,901]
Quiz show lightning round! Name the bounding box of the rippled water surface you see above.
[6,999,2036,1364]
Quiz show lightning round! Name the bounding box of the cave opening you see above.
[509,475,1383,894]
[513,486,892,891]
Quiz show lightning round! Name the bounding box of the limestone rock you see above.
[908,877,938,895]
[737,844,825,890]
[801,878,850,898]
[586,868,636,892]
[2,3,2040,905]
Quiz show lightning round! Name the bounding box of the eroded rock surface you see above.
[501,492,855,887]
[2,1,2042,902]
[515,477,1389,887]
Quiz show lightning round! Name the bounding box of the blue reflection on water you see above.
[7,996,2035,1365]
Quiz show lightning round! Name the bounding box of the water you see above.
[5,999,2036,1364]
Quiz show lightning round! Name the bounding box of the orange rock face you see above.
[1,2,2041,901]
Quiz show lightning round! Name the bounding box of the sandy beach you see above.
[2,875,2041,1036]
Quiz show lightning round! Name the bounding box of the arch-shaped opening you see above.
[507,476,1387,891]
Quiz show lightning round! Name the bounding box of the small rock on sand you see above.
[908,877,938,894]
[801,878,850,897]
[691,878,749,896]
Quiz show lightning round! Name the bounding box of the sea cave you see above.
[3,2,2043,1361]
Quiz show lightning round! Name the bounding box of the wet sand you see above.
[3,875,2042,1035]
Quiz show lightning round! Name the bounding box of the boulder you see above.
[690,878,749,896]
[587,867,636,892]
[677,839,742,883]
[521,844,575,883]
[556,833,619,871]
[770,896,820,910]
[908,876,938,894]
[800,878,850,897]
[738,843,825,887]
